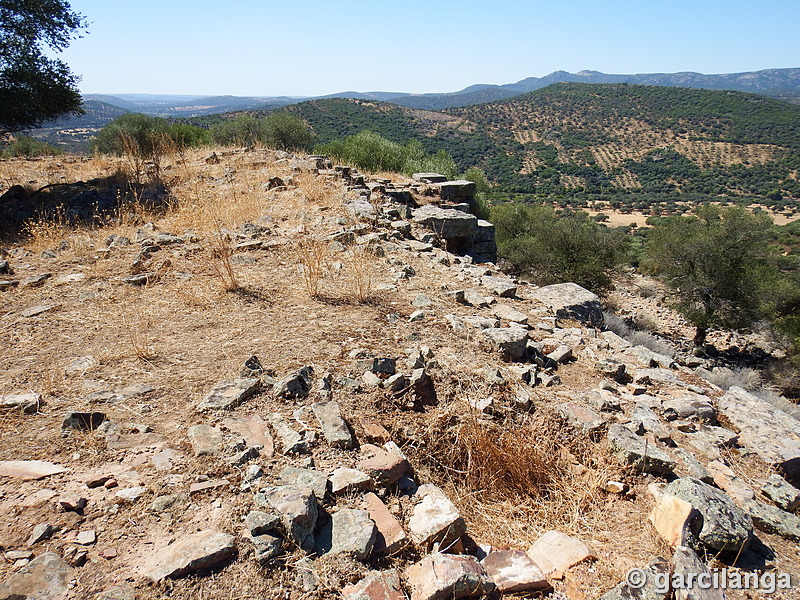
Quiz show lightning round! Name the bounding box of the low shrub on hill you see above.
[316,131,456,178]
[209,113,313,151]
[492,203,628,294]
[1,136,63,158]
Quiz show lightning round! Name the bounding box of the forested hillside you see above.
[281,84,800,209]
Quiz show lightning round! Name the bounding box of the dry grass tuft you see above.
[23,204,73,252]
[297,237,329,298]
[207,230,240,292]
[121,305,157,361]
[293,171,340,208]
[418,408,598,503]
[348,246,374,303]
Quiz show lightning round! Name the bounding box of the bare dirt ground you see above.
[1,149,799,600]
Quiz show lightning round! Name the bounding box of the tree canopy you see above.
[0,0,87,133]
[492,203,628,294]
[642,205,787,345]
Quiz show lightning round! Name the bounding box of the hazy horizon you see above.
[59,0,799,97]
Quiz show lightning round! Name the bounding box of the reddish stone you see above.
[481,549,548,592]
[342,569,405,600]
[361,492,408,555]
[357,444,408,486]
[405,553,495,600]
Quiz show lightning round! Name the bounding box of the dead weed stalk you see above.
[348,246,373,303]
[121,307,157,361]
[23,204,72,251]
[208,228,239,292]
[297,237,328,298]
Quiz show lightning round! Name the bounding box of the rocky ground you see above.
[1,149,800,600]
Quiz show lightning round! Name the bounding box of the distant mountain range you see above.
[284,83,800,200]
[80,68,800,118]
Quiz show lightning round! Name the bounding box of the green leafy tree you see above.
[316,131,456,178]
[461,166,492,219]
[0,0,87,133]
[92,113,170,158]
[0,134,62,157]
[210,114,267,147]
[492,203,628,294]
[642,205,784,345]
[167,123,211,148]
[263,112,313,151]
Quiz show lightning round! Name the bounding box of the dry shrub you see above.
[297,237,328,298]
[23,204,72,251]
[418,410,601,503]
[348,246,373,303]
[294,171,338,208]
[207,230,239,292]
[121,305,156,361]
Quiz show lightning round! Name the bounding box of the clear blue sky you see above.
[58,0,800,97]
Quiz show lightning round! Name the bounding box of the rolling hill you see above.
[285,83,800,204]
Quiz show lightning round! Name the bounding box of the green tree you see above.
[0,0,87,133]
[92,113,170,158]
[167,123,211,148]
[642,205,784,345]
[263,112,313,151]
[210,114,265,147]
[492,203,627,294]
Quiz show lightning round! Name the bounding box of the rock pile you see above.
[2,149,800,599]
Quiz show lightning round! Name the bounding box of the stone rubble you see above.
[3,152,800,600]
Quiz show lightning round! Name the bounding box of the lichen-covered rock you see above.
[532,282,603,327]
[196,378,260,411]
[717,386,800,481]
[139,530,236,581]
[662,478,752,552]
[607,424,676,475]
[481,327,528,361]
[405,553,495,600]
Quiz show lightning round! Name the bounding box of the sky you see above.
[55,0,800,97]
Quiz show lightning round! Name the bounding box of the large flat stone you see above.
[745,498,800,541]
[362,492,408,555]
[187,424,225,456]
[407,484,466,549]
[139,530,236,581]
[268,413,307,454]
[717,386,800,481]
[196,378,260,411]
[481,327,528,361]
[259,485,318,552]
[762,473,800,512]
[223,415,275,457]
[0,552,74,600]
[482,549,548,592]
[0,392,42,413]
[0,460,67,480]
[405,553,495,600]
[311,401,355,449]
[526,530,595,579]
[279,467,328,501]
[607,424,676,475]
[532,283,603,327]
[663,478,752,552]
[329,508,377,560]
[342,570,405,600]
[412,205,478,239]
[357,444,408,486]
[671,546,725,600]
[649,494,700,548]
[480,275,516,298]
